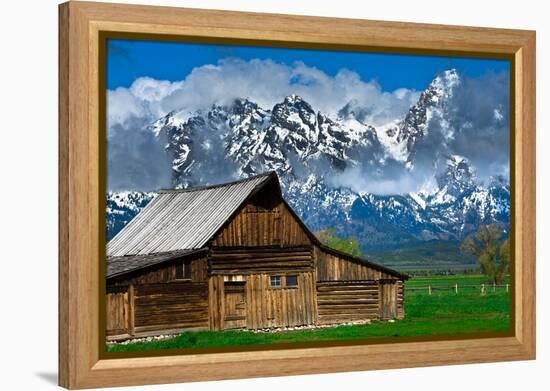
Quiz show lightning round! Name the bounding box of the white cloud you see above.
[326,165,434,195]
[130,77,182,102]
[161,58,295,114]
[107,77,182,133]
[107,87,147,130]
[108,57,419,131]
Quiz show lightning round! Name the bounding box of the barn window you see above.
[176,260,192,280]
[270,275,282,288]
[286,275,298,287]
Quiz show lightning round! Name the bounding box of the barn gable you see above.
[211,180,312,248]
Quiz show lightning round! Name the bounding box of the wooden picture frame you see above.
[58,1,536,388]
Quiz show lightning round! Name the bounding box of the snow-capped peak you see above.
[430,69,460,101]
[379,69,462,164]
[284,94,305,104]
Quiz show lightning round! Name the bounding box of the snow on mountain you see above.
[106,191,156,240]
[106,69,509,250]
[381,69,461,164]
[152,93,383,186]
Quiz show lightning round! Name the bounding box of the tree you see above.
[460,224,509,284]
[315,227,362,257]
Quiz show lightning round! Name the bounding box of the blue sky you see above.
[107,38,509,92]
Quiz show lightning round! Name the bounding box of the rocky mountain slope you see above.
[107,69,510,261]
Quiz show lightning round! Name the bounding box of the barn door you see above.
[223,281,247,329]
[380,281,398,320]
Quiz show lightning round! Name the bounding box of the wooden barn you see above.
[106,172,407,340]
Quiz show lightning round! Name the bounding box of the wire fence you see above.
[407,283,510,295]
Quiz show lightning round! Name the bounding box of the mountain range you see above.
[106,69,510,269]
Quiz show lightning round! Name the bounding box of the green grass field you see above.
[107,275,511,353]
[406,275,511,288]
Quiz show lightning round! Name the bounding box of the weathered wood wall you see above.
[316,281,380,325]
[314,246,396,281]
[133,282,209,334]
[208,275,225,330]
[379,281,395,320]
[209,247,313,275]
[208,272,317,330]
[212,187,311,248]
[191,257,209,282]
[245,272,317,329]
[106,285,129,337]
[107,255,208,287]
[378,280,406,320]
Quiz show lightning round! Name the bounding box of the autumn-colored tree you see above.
[460,224,509,284]
[315,227,362,257]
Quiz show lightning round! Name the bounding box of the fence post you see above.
[455,283,458,294]
[428,285,432,295]
[493,283,496,292]
[481,283,485,295]
[506,283,509,293]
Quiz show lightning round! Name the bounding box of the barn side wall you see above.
[316,281,380,324]
[133,282,209,334]
[106,254,209,339]
[209,246,313,275]
[106,285,129,338]
[107,254,208,287]
[314,246,405,321]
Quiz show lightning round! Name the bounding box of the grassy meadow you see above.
[407,275,510,287]
[107,275,511,353]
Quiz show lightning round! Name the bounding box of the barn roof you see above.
[107,172,278,257]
